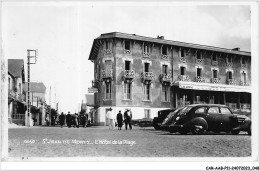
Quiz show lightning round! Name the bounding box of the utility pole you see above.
[26,49,38,127]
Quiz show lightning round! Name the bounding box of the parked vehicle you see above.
[153,109,176,130]
[160,107,184,131]
[168,104,251,135]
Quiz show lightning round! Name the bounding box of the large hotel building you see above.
[88,32,251,126]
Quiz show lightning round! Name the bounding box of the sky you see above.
[2,2,251,113]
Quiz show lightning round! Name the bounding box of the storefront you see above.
[172,81,251,110]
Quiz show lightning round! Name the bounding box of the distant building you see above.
[89,32,251,126]
[23,82,46,125]
[8,59,27,125]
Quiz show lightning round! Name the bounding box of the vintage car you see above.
[160,107,184,131]
[153,109,176,130]
[168,104,251,135]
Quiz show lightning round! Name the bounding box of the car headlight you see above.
[176,116,180,121]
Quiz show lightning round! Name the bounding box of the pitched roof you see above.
[85,94,94,106]
[8,59,25,78]
[23,82,46,93]
[89,32,251,60]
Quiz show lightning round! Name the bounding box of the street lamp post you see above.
[26,49,38,127]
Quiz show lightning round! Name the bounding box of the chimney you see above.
[157,35,164,40]
[232,47,240,51]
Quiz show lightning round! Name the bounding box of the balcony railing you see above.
[160,73,172,84]
[178,75,190,82]
[161,54,168,60]
[227,62,233,67]
[143,52,151,58]
[122,70,135,81]
[179,57,186,63]
[210,78,221,84]
[103,49,112,55]
[17,93,26,102]
[8,89,16,99]
[226,79,237,85]
[211,60,218,66]
[101,69,113,80]
[196,58,203,64]
[124,49,132,55]
[239,81,249,86]
[195,76,206,83]
[141,72,154,83]
[241,63,247,68]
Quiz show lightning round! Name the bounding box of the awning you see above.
[173,81,251,93]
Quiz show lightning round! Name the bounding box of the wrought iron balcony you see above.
[210,78,221,84]
[178,75,190,82]
[161,54,168,60]
[92,80,99,88]
[141,72,154,83]
[17,93,26,102]
[101,69,113,80]
[239,81,249,86]
[196,58,203,64]
[124,49,132,55]
[241,63,247,68]
[8,89,16,99]
[226,79,237,85]
[227,62,233,67]
[211,60,218,66]
[160,73,172,84]
[103,49,112,55]
[122,70,135,81]
[143,52,151,58]
[195,76,206,83]
[179,57,186,63]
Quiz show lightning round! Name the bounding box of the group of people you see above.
[58,112,89,128]
[106,108,133,130]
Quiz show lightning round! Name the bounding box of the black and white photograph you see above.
[0,1,259,171]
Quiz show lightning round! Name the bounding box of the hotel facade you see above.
[88,32,251,126]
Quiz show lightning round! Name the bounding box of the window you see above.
[162,46,167,55]
[241,57,246,64]
[208,107,219,113]
[241,71,247,82]
[105,41,110,49]
[196,51,201,59]
[195,107,206,114]
[227,56,232,63]
[227,71,232,79]
[180,48,185,57]
[197,68,202,77]
[162,85,169,102]
[105,60,112,70]
[19,83,21,94]
[125,40,130,50]
[105,82,111,99]
[212,53,217,61]
[144,63,150,72]
[143,44,150,53]
[124,83,131,100]
[162,65,168,74]
[213,69,218,78]
[125,61,131,70]
[180,66,186,75]
[144,109,151,119]
[144,84,151,100]
[220,107,232,114]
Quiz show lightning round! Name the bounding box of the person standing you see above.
[75,113,79,128]
[124,109,133,130]
[128,110,133,130]
[59,112,65,128]
[106,108,115,130]
[116,111,123,130]
[66,112,72,128]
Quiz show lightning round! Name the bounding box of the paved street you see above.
[8,126,251,158]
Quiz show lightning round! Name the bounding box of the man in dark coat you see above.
[116,111,123,130]
[124,109,132,130]
[66,112,72,128]
[59,112,65,128]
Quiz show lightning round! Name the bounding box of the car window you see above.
[195,107,207,114]
[208,107,219,113]
[220,107,232,114]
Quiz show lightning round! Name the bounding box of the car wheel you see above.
[247,128,251,136]
[192,125,205,135]
[231,130,240,135]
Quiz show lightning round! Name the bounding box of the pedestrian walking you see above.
[59,112,65,128]
[106,108,115,130]
[124,109,132,130]
[116,110,123,130]
[66,112,72,128]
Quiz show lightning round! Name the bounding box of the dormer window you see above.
[162,46,167,55]
[212,53,217,61]
[125,40,131,50]
[143,44,150,53]
[196,51,201,59]
[227,56,232,63]
[241,56,246,64]
[105,41,110,49]
[180,48,185,57]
